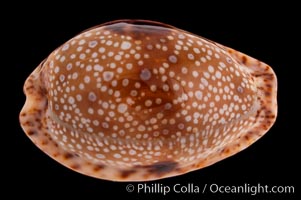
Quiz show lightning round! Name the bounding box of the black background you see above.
[10,2,298,200]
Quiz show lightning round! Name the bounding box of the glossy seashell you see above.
[20,20,277,181]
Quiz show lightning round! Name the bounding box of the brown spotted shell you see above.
[20,20,277,181]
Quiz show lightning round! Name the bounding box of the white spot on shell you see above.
[169,55,177,63]
[103,71,114,81]
[237,86,244,93]
[121,41,131,50]
[96,154,105,159]
[122,79,129,87]
[62,44,69,51]
[94,64,103,72]
[129,150,136,155]
[117,103,128,113]
[140,68,151,81]
[88,92,97,102]
[208,65,214,73]
[193,48,200,54]
[68,96,75,104]
[114,153,121,158]
[98,47,105,53]
[195,91,203,100]
[89,41,98,48]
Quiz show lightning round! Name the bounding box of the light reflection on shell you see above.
[20,20,277,181]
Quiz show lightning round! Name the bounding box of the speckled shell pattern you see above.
[20,20,277,181]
